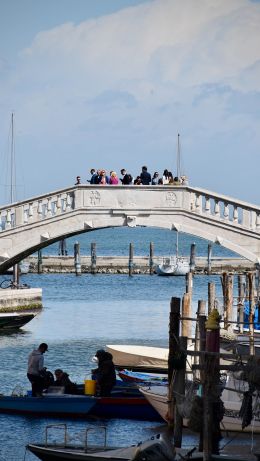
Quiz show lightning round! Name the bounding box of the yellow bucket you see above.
[84,379,96,395]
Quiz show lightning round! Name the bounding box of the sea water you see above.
[0,228,255,460]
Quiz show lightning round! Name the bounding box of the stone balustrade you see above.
[0,184,260,267]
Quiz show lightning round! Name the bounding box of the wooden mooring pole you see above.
[168,297,181,428]
[129,243,134,276]
[37,250,43,274]
[248,272,255,355]
[149,242,154,275]
[238,274,245,334]
[74,241,81,276]
[190,243,196,272]
[207,244,212,274]
[208,282,215,314]
[91,242,97,274]
[173,336,187,448]
[222,273,233,330]
[195,300,206,382]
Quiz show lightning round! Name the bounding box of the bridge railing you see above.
[189,187,260,232]
[0,189,75,231]
[0,185,260,233]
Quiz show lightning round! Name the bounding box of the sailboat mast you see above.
[176,230,179,258]
[177,133,181,179]
[10,112,15,203]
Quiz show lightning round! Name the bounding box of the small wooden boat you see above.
[0,311,36,330]
[27,427,176,461]
[107,345,169,372]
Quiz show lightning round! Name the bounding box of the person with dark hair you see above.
[140,166,151,185]
[120,169,133,185]
[27,343,49,397]
[53,369,78,394]
[92,349,116,396]
[75,176,81,185]
[152,172,160,185]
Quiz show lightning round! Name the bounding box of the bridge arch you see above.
[0,185,260,271]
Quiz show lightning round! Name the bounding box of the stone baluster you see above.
[66,193,72,212]
[37,201,43,220]
[5,209,12,229]
[214,200,220,217]
[233,206,238,224]
[46,198,52,218]
[56,195,62,214]
[23,208,29,224]
[195,194,202,213]
[205,196,211,214]
[53,201,57,215]
[28,203,34,222]
[256,213,260,230]
[0,214,2,231]
[223,203,229,221]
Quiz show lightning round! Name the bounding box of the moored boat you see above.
[118,369,168,384]
[106,345,169,372]
[26,426,176,461]
[0,311,36,330]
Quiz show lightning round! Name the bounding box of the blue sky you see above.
[0,0,260,204]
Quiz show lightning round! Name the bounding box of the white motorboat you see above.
[106,345,169,371]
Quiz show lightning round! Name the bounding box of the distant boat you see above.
[6,260,30,275]
[156,227,190,276]
[0,311,36,330]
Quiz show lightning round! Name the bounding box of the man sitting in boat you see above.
[92,349,116,396]
[53,369,78,394]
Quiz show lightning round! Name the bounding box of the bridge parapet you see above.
[0,185,259,233]
[0,185,260,267]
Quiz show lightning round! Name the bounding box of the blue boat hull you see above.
[0,395,97,417]
[0,393,162,421]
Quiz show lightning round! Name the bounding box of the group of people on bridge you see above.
[74,167,188,187]
[27,343,116,397]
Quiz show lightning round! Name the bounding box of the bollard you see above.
[37,250,43,274]
[129,243,134,276]
[190,243,196,272]
[74,241,81,276]
[149,242,154,275]
[91,243,97,274]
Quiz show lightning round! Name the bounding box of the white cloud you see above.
[0,0,260,201]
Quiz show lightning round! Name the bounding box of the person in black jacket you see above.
[92,349,116,396]
[140,166,151,185]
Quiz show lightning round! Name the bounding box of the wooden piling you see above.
[173,336,187,448]
[91,242,97,274]
[74,241,81,276]
[129,243,134,276]
[149,242,154,275]
[208,282,215,314]
[238,275,245,334]
[207,244,212,274]
[13,264,19,285]
[168,297,181,427]
[59,238,67,256]
[182,293,192,343]
[37,250,43,274]
[185,272,193,296]
[195,300,206,381]
[203,310,221,459]
[190,243,196,272]
[248,272,255,355]
[222,273,233,330]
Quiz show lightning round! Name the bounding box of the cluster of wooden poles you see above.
[168,269,260,460]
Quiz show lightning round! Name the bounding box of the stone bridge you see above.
[0,184,260,272]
